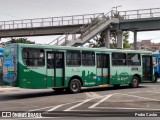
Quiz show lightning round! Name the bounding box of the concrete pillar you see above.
[117,30,123,49]
[133,31,137,50]
[105,30,110,48]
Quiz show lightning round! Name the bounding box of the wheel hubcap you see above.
[133,79,138,87]
[72,82,78,90]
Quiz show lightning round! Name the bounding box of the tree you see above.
[123,31,130,48]
[89,31,130,49]
[6,38,35,44]
[88,11,130,49]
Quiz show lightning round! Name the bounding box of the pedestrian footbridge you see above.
[1,8,160,49]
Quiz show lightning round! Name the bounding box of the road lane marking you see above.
[64,99,93,111]
[29,106,57,111]
[146,90,160,93]
[86,92,102,98]
[30,93,107,111]
[47,104,64,111]
[90,92,102,97]
[94,107,160,111]
[89,94,114,109]
[127,91,141,93]
[115,93,160,101]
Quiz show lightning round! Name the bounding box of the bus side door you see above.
[96,54,109,85]
[46,51,65,87]
[142,55,153,81]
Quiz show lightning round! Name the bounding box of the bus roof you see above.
[7,43,152,54]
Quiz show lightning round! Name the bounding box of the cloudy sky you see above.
[0,0,160,44]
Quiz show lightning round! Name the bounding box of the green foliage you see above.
[92,31,106,48]
[89,12,130,49]
[6,38,35,44]
[123,31,131,48]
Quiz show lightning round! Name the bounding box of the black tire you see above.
[154,73,158,83]
[129,76,139,88]
[67,79,81,94]
[52,88,64,92]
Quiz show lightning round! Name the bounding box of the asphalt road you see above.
[0,80,160,119]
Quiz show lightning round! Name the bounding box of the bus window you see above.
[112,53,126,66]
[55,53,63,68]
[82,51,95,66]
[47,53,54,68]
[97,54,108,68]
[22,48,45,66]
[127,53,140,66]
[66,50,81,66]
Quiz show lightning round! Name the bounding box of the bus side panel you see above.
[18,47,47,89]
[81,66,97,87]
[153,54,160,77]
[110,67,130,85]
[65,66,81,87]
[3,44,18,86]
[110,66,142,85]
[65,66,97,87]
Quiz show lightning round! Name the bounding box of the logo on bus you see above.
[24,69,31,72]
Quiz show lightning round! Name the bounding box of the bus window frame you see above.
[112,52,126,66]
[66,50,81,67]
[22,48,45,67]
[82,51,95,66]
[126,53,141,66]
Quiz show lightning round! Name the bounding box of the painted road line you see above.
[30,93,114,112]
[30,94,105,112]
[90,92,102,97]
[89,94,114,109]
[86,92,102,98]
[146,90,160,93]
[47,104,64,111]
[64,99,93,111]
[94,106,160,111]
[115,93,160,101]
[29,106,57,112]
[127,91,141,94]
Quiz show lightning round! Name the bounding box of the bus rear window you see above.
[22,48,45,66]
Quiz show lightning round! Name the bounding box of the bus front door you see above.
[142,55,152,81]
[47,52,65,87]
[96,54,109,85]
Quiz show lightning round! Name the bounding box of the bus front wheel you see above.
[129,76,139,88]
[67,79,81,94]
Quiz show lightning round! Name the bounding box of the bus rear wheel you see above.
[67,79,81,94]
[129,76,139,88]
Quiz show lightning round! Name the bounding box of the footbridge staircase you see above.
[48,11,119,46]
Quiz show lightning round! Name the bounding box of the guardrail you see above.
[0,13,104,30]
[119,8,160,20]
[48,11,114,45]
[48,13,106,45]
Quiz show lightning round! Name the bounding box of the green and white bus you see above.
[3,43,155,93]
